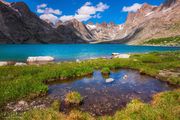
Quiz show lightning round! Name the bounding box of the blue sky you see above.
[6,0,164,24]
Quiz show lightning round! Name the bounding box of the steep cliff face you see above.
[0,1,66,43]
[117,0,180,44]
[56,19,94,43]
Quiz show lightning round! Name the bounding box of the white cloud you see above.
[59,15,74,22]
[43,8,62,15]
[37,2,109,23]
[74,14,91,22]
[122,3,143,12]
[40,14,58,23]
[37,3,47,9]
[37,8,44,14]
[59,2,109,22]
[37,3,62,23]
[96,2,109,12]
[37,7,62,15]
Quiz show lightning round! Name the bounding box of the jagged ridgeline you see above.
[0,0,179,44]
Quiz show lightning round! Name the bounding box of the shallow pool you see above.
[48,69,174,116]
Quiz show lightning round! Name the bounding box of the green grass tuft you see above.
[101,67,111,75]
[65,91,83,104]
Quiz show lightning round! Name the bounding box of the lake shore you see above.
[0,51,180,119]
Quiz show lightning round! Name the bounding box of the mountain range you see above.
[0,0,179,44]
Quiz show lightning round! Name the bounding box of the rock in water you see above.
[123,75,128,80]
[105,78,114,83]
[27,56,55,62]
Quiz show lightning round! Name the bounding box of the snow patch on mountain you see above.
[145,11,154,17]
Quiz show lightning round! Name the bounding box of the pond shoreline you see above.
[2,69,176,116]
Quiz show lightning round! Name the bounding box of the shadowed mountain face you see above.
[0,1,65,43]
[0,0,179,44]
[0,1,88,44]
[55,19,95,43]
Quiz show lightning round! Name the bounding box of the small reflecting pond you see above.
[48,69,174,116]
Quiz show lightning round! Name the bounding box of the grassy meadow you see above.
[143,36,180,46]
[0,51,180,120]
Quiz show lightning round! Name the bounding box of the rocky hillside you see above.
[101,0,180,44]
[0,1,66,43]
[0,1,88,44]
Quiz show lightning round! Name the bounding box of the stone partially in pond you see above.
[105,78,114,83]
[27,56,55,62]
[123,75,128,80]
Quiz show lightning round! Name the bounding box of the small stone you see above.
[18,100,28,106]
[123,75,128,80]
[105,78,114,83]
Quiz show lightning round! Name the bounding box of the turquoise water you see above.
[0,44,179,61]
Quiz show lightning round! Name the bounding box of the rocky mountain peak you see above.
[136,3,157,16]
[109,22,116,27]
[54,20,63,27]
[0,0,11,6]
[56,18,94,42]
[10,2,32,15]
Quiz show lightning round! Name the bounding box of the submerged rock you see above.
[123,75,128,79]
[105,78,114,83]
[27,56,55,62]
